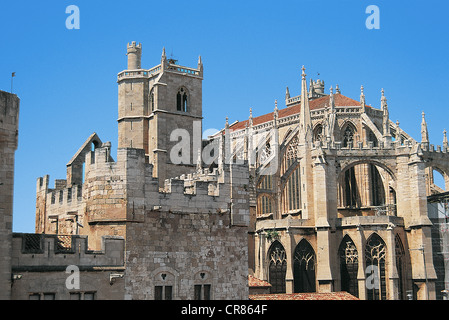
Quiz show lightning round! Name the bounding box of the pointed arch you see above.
[313,123,324,143]
[395,234,407,300]
[366,127,378,147]
[365,233,387,300]
[293,239,316,293]
[267,240,287,293]
[176,86,189,112]
[338,234,359,297]
[341,121,357,147]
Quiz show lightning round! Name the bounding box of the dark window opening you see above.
[194,284,211,300]
[268,241,287,294]
[339,235,359,297]
[155,286,172,300]
[293,240,316,293]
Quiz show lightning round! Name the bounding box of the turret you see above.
[381,89,391,143]
[299,66,312,144]
[443,129,448,149]
[127,41,142,70]
[421,111,429,147]
[360,85,366,111]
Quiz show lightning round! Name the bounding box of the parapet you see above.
[11,233,125,271]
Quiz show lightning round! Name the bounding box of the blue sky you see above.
[1,0,448,233]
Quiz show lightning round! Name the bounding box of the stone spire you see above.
[309,78,315,98]
[329,86,335,112]
[197,55,203,76]
[360,85,366,109]
[249,108,253,127]
[421,111,429,144]
[161,47,167,70]
[381,89,391,140]
[299,66,312,143]
[396,120,403,145]
[285,86,290,101]
[335,84,340,94]
[274,100,278,120]
[444,129,448,149]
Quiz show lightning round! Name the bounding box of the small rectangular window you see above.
[164,286,172,300]
[194,285,211,300]
[29,293,41,300]
[70,292,81,300]
[203,285,211,300]
[155,286,163,300]
[84,292,95,300]
[194,285,202,300]
[43,293,55,300]
[155,286,172,300]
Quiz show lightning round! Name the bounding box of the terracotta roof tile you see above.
[229,93,361,131]
[248,275,272,288]
[249,292,359,300]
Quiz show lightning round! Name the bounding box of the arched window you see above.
[342,124,355,147]
[395,235,406,300]
[281,136,301,214]
[344,166,358,208]
[258,195,273,216]
[268,241,287,294]
[339,235,359,297]
[153,271,175,300]
[287,167,301,212]
[313,124,323,143]
[150,89,155,112]
[193,271,212,300]
[365,233,387,300]
[293,239,316,293]
[368,130,378,147]
[176,87,188,112]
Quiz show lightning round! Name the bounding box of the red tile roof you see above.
[248,275,272,288]
[249,292,359,300]
[229,93,361,131]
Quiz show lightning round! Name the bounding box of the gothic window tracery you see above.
[365,234,387,300]
[343,124,355,147]
[177,87,188,112]
[258,140,272,166]
[339,235,359,297]
[279,135,301,214]
[268,241,287,293]
[286,136,298,164]
[368,130,378,147]
[395,235,406,300]
[293,239,316,293]
[313,124,323,143]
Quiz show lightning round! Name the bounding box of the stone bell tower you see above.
[117,42,204,184]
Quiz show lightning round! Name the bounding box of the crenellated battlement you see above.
[36,136,250,241]
[11,233,124,271]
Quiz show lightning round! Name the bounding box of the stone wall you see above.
[124,211,248,300]
[0,90,19,300]
[10,233,125,300]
